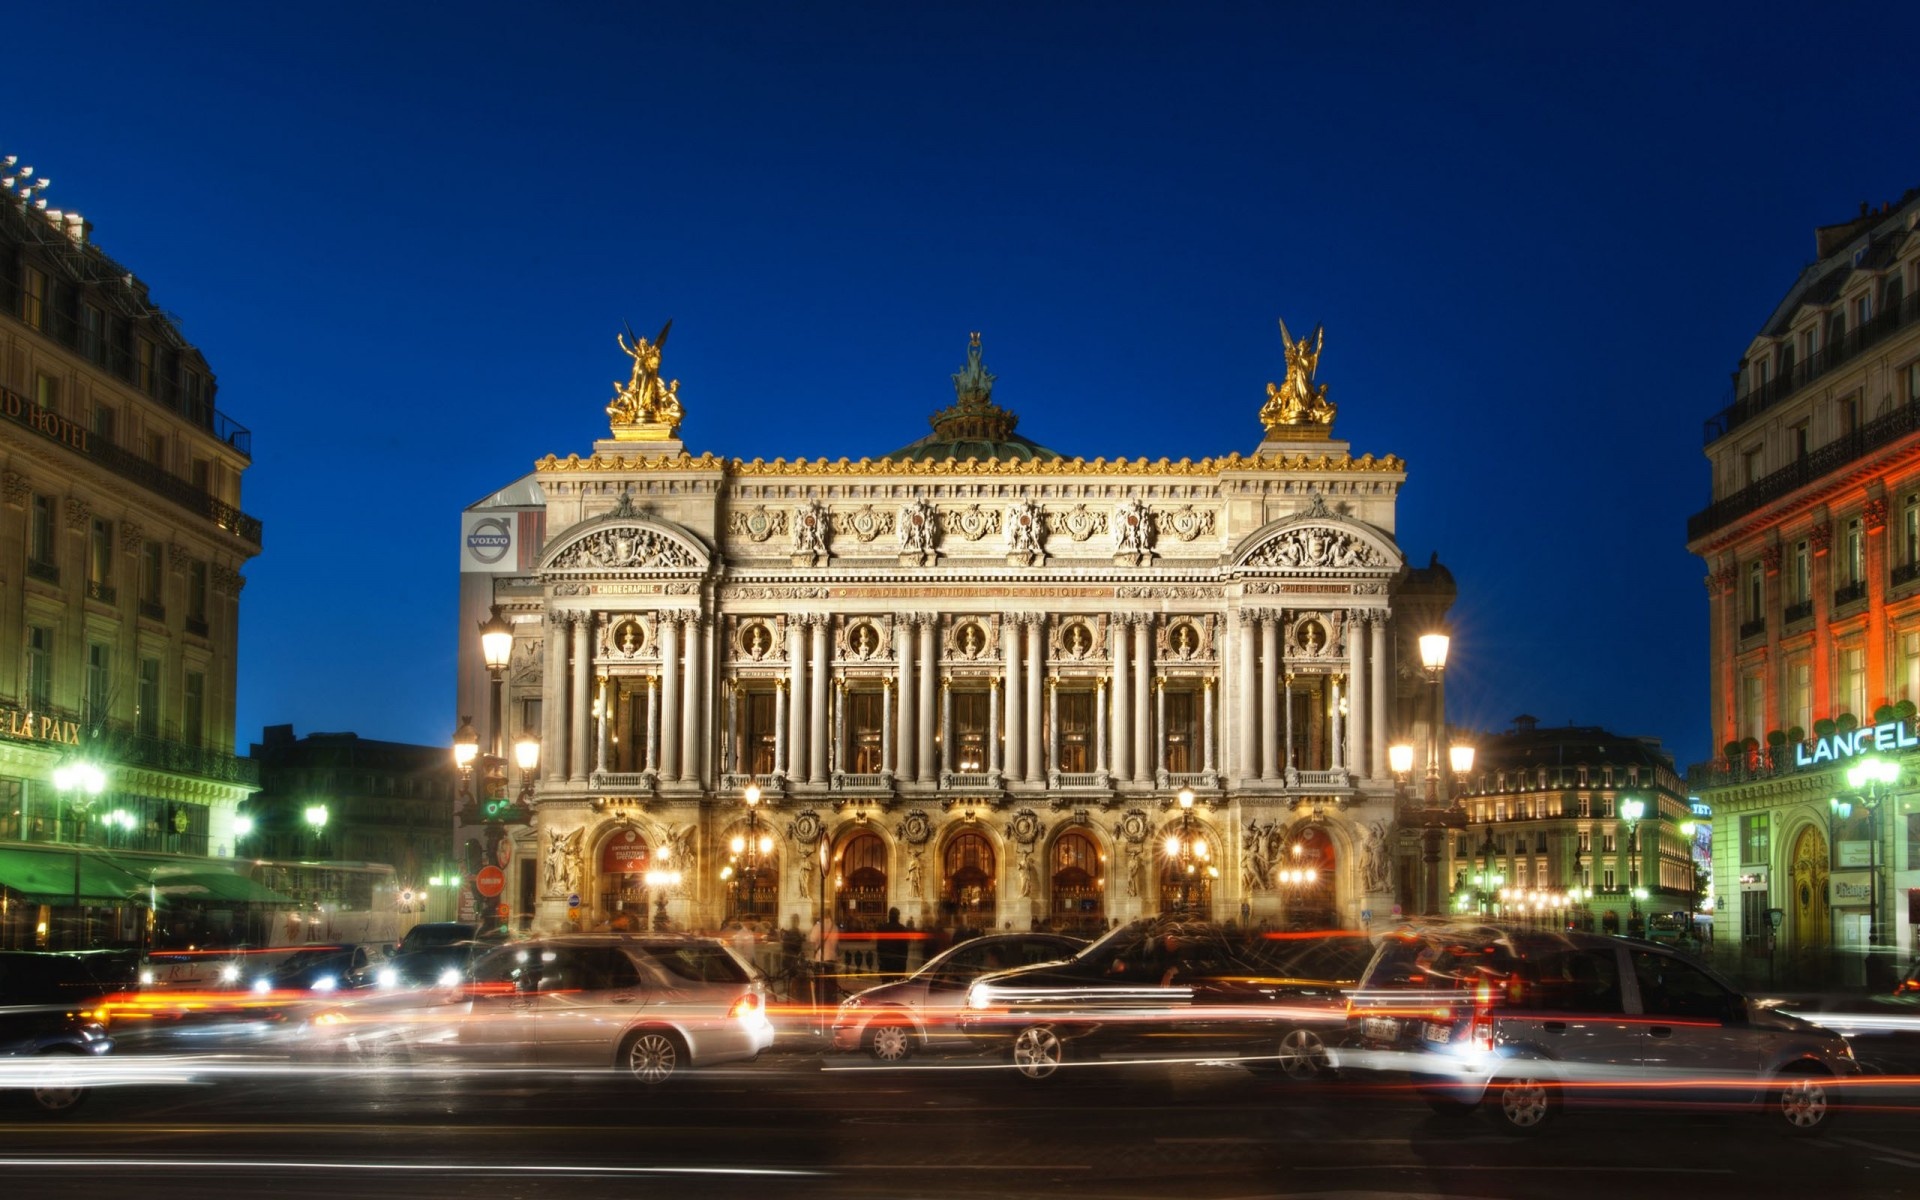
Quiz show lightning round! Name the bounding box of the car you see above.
[960,916,1370,1081]
[378,941,489,990]
[0,951,119,1114]
[252,943,391,994]
[832,932,1084,1062]
[1898,959,1920,997]
[395,922,505,956]
[1340,923,1861,1135]
[302,933,774,1083]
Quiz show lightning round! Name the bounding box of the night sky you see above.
[10,3,1916,771]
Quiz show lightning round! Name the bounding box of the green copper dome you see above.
[880,333,1061,463]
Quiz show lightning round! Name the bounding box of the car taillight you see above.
[729,993,762,1020]
[1471,981,1494,1051]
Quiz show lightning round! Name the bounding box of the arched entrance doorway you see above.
[1788,823,1829,961]
[1276,824,1337,930]
[595,826,653,931]
[942,830,996,933]
[1049,830,1105,935]
[1157,820,1215,918]
[834,830,887,932]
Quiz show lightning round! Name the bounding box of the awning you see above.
[0,845,148,905]
[134,865,299,906]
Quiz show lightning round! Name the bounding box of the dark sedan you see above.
[960,916,1370,1080]
[832,932,1084,1061]
[0,951,118,1114]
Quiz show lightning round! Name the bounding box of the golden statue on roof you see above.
[1259,318,1337,438]
[608,319,684,441]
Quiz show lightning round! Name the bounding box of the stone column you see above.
[646,674,660,775]
[570,615,592,783]
[833,679,847,775]
[896,619,915,781]
[1003,619,1023,782]
[1371,618,1389,783]
[1095,678,1108,780]
[774,679,789,779]
[811,618,830,785]
[882,678,894,776]
[543,613,568,782]
[988,678,1002,777]
[1260,614,1280,781]
[1111,618,1130,782]
[940,679,953,777]
[788,618,808,784]
[680,616,703,784]
[1238,611,1258,780]
[659,616,681,781]
[1330,675,1345,771]
[1025,617,1044,783]
[1047,677,1060,777]
[1283,673,1295,774]
[1154,676,1168,779]
[700,612,715,784]
[1347,611,1368,780]
[723,679,738,777]
[1202,678,1215,774]
[918,620,937,783]
[595,675,609,775]
[1132,618,1151,784]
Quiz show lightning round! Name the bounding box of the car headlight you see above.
[139,968,155,986]
[310,1009,350,1027]
[376,968,398,989]
[219,963,241,985]
[252,978,271,994]
[839,995,862,1011]
[967,983,992,1010]
[313,976,338,992]
[436,968,462,988]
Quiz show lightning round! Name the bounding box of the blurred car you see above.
[0,951,118,1114]
[302,934,773,1083]
[378,942,488,990]
[1341,923,1860,1134]
[252,943,391,994]
[1898,959,1920,997]
[833,932,1084,1061]
[960,916,1369,1081]
[395,922,505,956]
[1769,989,1920,1076]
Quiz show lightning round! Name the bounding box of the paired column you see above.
[1025,618,1044,783]
[1259,614,1280,780]
[1131,619,1151,783]
[787,619,809,782]
[679,615,702,784]
[918,620,937,782]
[1003,619,1023,781]
[810,618,831,785]
[895,619,916,779]
[1370,618,1389,784]
[1347,610,1369,780]
[543,612,569,782]
[1110,618,1131,781]
[659,618,681,780]
[1237,611,1258,779]
[570,615,592,783]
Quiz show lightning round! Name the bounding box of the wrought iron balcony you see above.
[1689,398,1920,541]
[1783,599,1814,624]
[1703,292,1920,445]
[1894,561,1920,589]
[1834,580,1868,608]
[1739,617,1767,640]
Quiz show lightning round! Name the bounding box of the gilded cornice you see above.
[535,451,1406,477]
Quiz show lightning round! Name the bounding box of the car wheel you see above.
[1775,1065,1836,1134]
[1490,1072,1557,1133]
[622,1029,684,1085]
[866,1019,913,1064]
[1275,1028,1331,1081]
[26,1049,86,1116]
[1011,1024,1063,1081]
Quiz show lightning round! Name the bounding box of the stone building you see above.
[1687,187,1920,982]
[0,160,261,949]
[460,321,1456,943]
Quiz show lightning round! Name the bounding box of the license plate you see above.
[1424,1021,1453,1043]
[1363,1017,1399,1042]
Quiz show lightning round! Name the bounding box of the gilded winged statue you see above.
[607,319,685,436]
[1260,318,1337,430]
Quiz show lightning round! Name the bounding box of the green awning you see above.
[135,866,298,906]
[0,845,148,905]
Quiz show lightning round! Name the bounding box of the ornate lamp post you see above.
[514,735,541,806]
[1391,632,1472,917]
[304,803,330,859]
[53,762,106,949]
[1620,797,1646,936]
[722,782,775,922]
[1163,787,1213,913]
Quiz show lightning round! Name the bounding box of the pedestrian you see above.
[876,906,908,977]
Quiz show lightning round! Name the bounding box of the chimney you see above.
[63,212,85,245]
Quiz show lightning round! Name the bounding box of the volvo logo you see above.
[466,517,512,565]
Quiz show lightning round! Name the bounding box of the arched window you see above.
[1049,830,1104,935]
[1275,824,1337,930]
[835,831,887,931]
[942,831,996,930]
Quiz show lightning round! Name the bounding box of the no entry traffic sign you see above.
[475,865,505,898]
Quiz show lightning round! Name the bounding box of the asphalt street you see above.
[3,1042,1917,1200]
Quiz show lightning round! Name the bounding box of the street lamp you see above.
[452,715,480,801]
[53,762,107,949]
[645,837,681,932]
[1392,632,1471,917]
[1163,787,1213,914]
[304,803,330,859]
[723,782,775,922]
[1843,756,1898,962]
[514,735,541,806]
[1620,797,1646,936]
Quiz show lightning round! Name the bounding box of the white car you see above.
[304,934,773,1083]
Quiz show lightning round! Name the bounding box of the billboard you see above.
[462,512,520,573]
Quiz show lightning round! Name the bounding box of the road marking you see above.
[1834,1136,1920,1169]
[1294,1165,1736,1174]
[0,1157,817,1177]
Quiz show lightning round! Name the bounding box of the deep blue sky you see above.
[11,3,1916,770]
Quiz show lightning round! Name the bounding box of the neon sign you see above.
[1795,719,1919,767]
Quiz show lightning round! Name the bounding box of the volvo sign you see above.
[1795,718,1920,767]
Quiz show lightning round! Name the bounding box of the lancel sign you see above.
[1795,718,1920,767]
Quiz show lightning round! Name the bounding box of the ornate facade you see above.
[463,323,1452,942]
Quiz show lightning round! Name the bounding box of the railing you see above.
[184,616,208,637]
[138,600,165,621]
[86,581,115,604]
[0,385,263,547]
[26,558,57,584]
[1894,561,1920,589]
[1688,399,1920,541]
[1739,618,1766,640]
[1783,600,1813,624]
[1834,580,1867,608]
[1703,291,1920,444]
[831,773,890,791]
[117,729,261,785]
